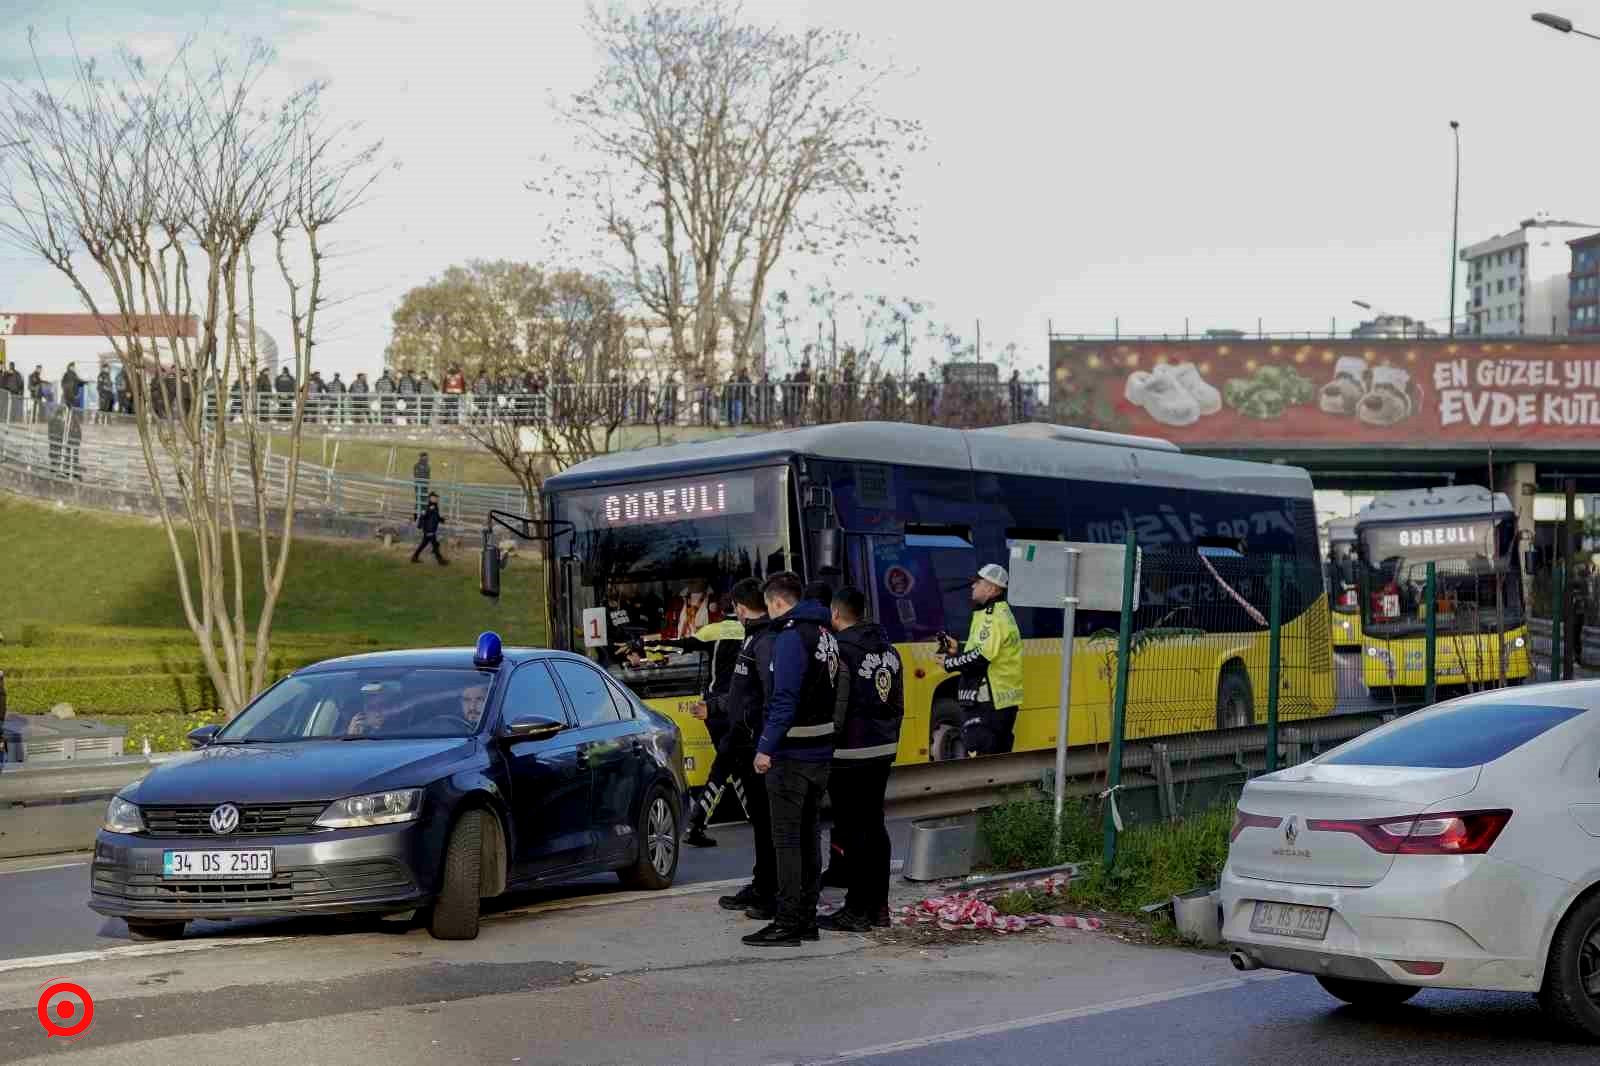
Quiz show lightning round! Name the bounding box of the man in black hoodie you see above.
[716,578,780,919]
[411,492,447,565]
[818,586,904,931]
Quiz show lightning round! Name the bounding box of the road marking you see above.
[487,877,749,922]
[769,972,1295,1065]
[0,935,300,976]
[0,858,89,876]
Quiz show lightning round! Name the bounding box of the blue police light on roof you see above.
[473,631,503,668]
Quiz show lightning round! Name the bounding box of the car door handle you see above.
[630,737,644,753]
[576,746,589,769]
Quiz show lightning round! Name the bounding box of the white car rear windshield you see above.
[1323,703,1585,769]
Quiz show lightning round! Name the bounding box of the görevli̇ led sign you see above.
[1048,338,1600,446]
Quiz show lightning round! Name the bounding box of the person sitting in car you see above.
[460,683,489,729]
[346,685,406,736]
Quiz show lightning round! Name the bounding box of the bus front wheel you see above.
[1216,666,1254,731]
[930,701,966,761]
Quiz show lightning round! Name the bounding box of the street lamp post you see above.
[1449,121,1461,337]
[1532,11,1600,40]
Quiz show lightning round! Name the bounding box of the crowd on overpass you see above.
[1,359,1047,430]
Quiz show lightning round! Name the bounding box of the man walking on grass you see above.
[412,492,447,565]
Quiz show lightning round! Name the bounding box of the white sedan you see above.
[1222,679,1600,1039]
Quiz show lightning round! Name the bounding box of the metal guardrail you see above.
[881,711,1388,823]
[2,378,1051,432]
[0,709,1392,859]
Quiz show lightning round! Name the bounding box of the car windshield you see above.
[215,667,495,742]
[1321,702,1585,769]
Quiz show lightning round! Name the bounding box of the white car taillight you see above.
[1308,810,1512,855]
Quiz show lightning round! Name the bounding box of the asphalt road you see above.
[0,818,915,963]
[842,977,1600,1066]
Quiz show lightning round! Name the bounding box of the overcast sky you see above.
[1,0,1596,380]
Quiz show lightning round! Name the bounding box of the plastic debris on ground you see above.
[893,873,1104,934]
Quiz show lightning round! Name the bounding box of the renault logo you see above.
[209,803,241,835]
[1284,815,1299,847]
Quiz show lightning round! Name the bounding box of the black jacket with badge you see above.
[832,621,904,762]
[416,505,442,535]
[722,616,776,749]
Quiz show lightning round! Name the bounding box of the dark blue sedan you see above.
[89,634,688,940]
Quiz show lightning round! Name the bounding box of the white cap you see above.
[976,564,1009,589]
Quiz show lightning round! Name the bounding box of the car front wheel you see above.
[428,808,484,941]
[1539,891,1600,1040]
[618,786,679,890]
[1315,976,1420,1008]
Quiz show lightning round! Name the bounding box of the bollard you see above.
[1423,563,1437,705]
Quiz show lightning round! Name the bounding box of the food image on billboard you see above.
[1050,338,1600,446]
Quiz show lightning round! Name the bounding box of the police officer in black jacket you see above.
[716,579,780,916]
[818,586,903,931]
[744,571,839,947]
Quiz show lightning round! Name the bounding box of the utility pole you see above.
[1449,121,1462,337]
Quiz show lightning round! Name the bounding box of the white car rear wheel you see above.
[1539,893,1600,1041]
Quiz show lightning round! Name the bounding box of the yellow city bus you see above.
[1355,486,1532,698]
[1326,517,1364,650]
[539,422,1336,787]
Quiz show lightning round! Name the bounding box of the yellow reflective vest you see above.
[947,600,1024,709]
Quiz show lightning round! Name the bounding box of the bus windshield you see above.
[1327,538,1358,612]
[1358,514,1522,635]
[548,466,793,698]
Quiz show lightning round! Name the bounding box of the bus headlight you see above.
[1513,636,1526,649]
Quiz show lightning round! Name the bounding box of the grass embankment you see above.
[0,493,546,751]
[980,795,1232,939]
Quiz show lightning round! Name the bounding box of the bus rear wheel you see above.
[1216,666,1253,731]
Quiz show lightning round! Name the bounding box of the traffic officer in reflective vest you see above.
[939,563,1024,756]
[818,585,903,931]
[745,571,839,946]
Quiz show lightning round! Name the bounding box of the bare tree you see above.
[535,1,924,379]
[0,34,382,716]
[446,267,633,516]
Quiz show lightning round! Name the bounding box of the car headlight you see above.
[314,789,423,829]
[103,795,144,834]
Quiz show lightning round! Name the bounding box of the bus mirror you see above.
[1523,548,1536,576]
[480,528,501,599]
[814,527,844,575]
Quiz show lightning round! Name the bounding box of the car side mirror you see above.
[187,724,220,749]
[502,714,564,742]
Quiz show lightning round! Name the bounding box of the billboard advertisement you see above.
[1049,338,1600,447]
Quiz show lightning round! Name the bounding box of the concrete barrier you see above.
[0,754,175,859]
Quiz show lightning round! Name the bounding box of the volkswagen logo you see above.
[1284,815,1299,847]
[209,803,241,835]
